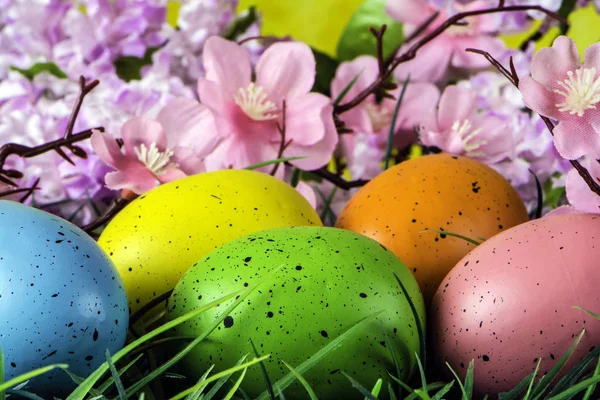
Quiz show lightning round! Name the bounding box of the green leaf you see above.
[0,364,68,392]
[114,47,160,82]
[257,310,384,399]
[171,356,271,400]
[342,372,378,400]
[531,329,585,399]
[222,368,249,400]
[393,272,426,371]
[281,361,319,400]
[543,179,566,209]
[124,267,284,397]
[10,62,67,81]
[66,288,246,400]
[105,350,126,400]
[202,356,247,400]
[336,0,404,62]
[312,48,339,97]
[223,6,258,40]
[245,157,306,171]
[384,75,410,170]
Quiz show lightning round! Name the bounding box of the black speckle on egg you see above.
[224,316,234,328]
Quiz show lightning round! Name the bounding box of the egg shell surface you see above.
[0,200,128,394]
[165,226,425,399]
[432,213,600,395]
[98,169,321,312]
[335,153,529,301]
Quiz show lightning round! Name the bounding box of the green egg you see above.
[165,226,425,399]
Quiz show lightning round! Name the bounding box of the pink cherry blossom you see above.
[564,158,600,214]
[519,36,600,160]
[420,85,513,164]
[386,0,507,82]
[194,36,338,172]
[91,103,212,194]
[331,55,440,179]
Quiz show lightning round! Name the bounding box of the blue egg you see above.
[0,201,129,394]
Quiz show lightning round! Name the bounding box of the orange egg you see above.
[335,154,529,302]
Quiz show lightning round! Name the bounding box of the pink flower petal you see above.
[331,56,379,104]
[121,117,168,157]
[90,129,127,170]
[451,36,507,69]
[197,78,234,137]
[104,165,158,195]
[171,146,206,175]
[295,181,317,209]
[394,39,452,83]
[437,85,478,131]
[203,36,252,96]
[584,42,600,68]
[531,36,580,90]
[157,168,188,184]
[255,41,316,103]
[519,76,561,120]
[553,119,600,160]
[383,82,441,133]
[544,205,580,217]
[285,93,332,146]
[386,0,433,26]
[566,161,600,214]
[204,136,280,172]
[157,98,222,158]
[285,104,339,170]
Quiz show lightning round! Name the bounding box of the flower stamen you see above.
[365,103,393,132]
[234,82,278,121]
[452,120,487,157]
[134,142,178,176]
[554,67,600,117]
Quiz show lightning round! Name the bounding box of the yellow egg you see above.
[98,170,322,312]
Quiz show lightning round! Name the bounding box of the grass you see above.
[2,272,599,400]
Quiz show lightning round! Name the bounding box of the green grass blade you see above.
[410,388,432,400]
[342,372,378,400]
[393,272,426,370]
[66,288,245,400]
[4,389,46,400]
[105,350,126,400]
[238,387,251,400]
[446,360,474,400]
[381,322,403,390]
[370,378,383,398]
[0,364,68,392]
[387,382,398,400]
[384,75,410,170]
[333,72,362,106]
[573,306,600,320]
[281,360,319,400]
[582,356,600,400]
[545,375,600,400]
[250,339,275,400]
[547,346,600,397]
[125,266,283,397]
[97,353,144,394]
[314,186,337,226]
[62,370,103,397]
[245,157,306,171]
[419,229,482,246]
[388,373,414,394]
[531,329,585,399]
[222,368,249,400]
[257,310,384,400]
[403,382,448,400]
[498,371,537,400]
[170,355,271,400]
[185,365,215,400]
[523,358,542,400]
[0,346,4,400]
[415,353,428,394]
[202,356,247,400]
[430,381,455,400]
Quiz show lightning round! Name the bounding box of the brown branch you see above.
[82,195,131,234]
[470,49,600,198]
[270,100,288,176]
[64,77,99,139]
[310,167,369,191]
[335,4,566,114]
[370,25,387,78]
[0,179,40,200]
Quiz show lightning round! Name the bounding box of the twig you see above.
[64,77,99,139]
[335,4,566,114]
[82,196,131,233]
[237,35,272,45]
[370,25,387,77]
[400,12,440,47]
[309,167,369,191]
[0,179,40,200]
[270,100,292,176]
[470,49,600,197]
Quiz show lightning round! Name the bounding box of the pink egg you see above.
[432,213,600,395]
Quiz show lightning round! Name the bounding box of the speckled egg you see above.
[432,213,600,395]
[98,169,321,313]
[165,226,425,399]
[335,154,529,301]
[0,200,128,394]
